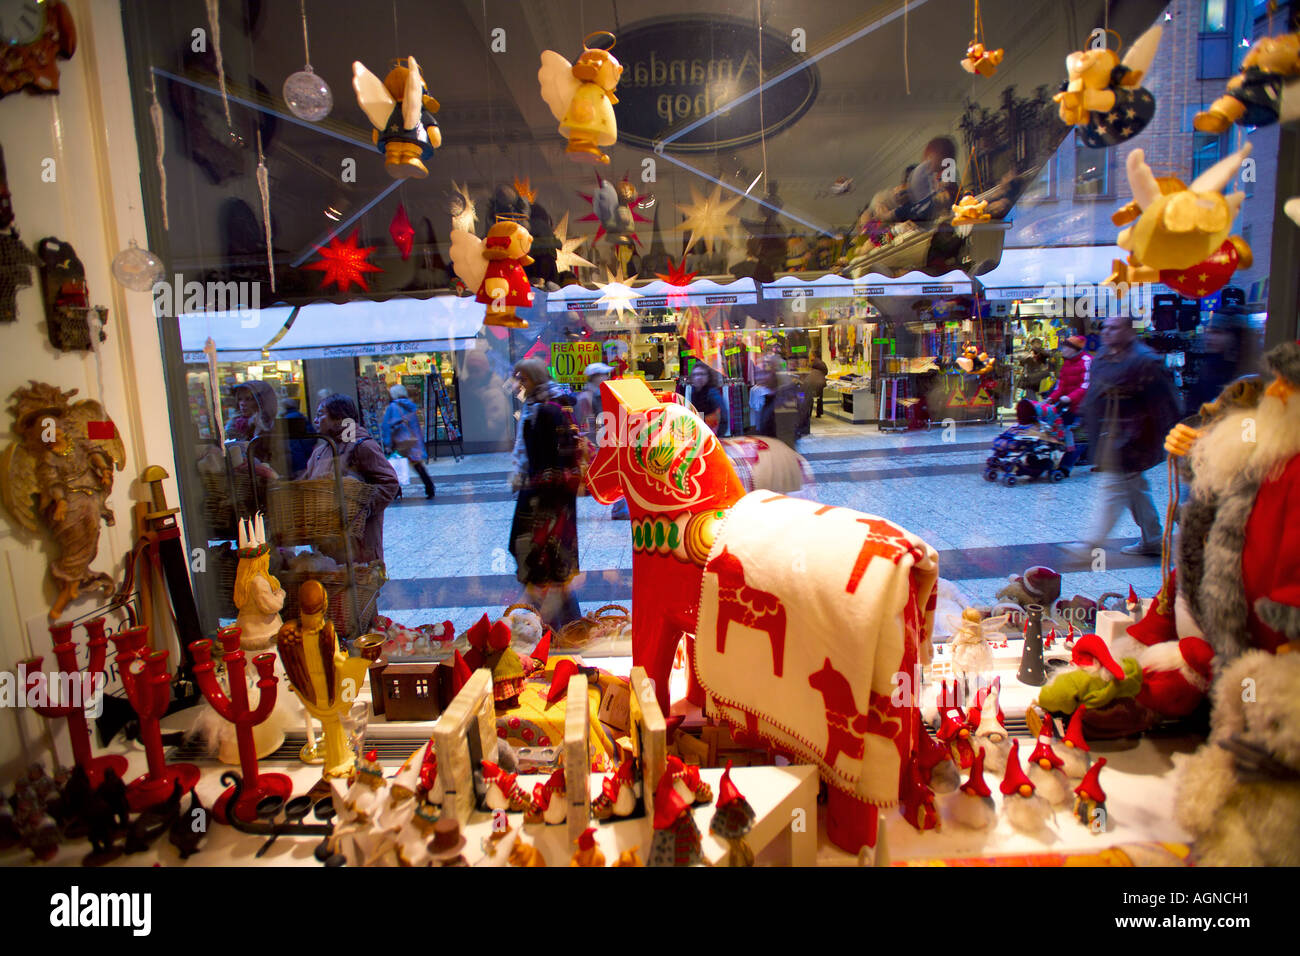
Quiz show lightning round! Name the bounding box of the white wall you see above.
[0,0,180,781]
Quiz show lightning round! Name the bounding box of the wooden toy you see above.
[538,32,622,165]
[1196,31,1300,132]
[960,0,1003,76]
[1108,146,1253,299]
[449,220,536,329]
[433,668,499,824]
[378,661,441,721]
[1054,25,1161,147]
[351,56,441,179]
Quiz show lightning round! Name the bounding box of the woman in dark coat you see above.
[508,359,582,630]
[688,361,728,435]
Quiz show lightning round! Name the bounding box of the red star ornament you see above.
[1158,238,1245,300]
[389,204,415,261]
[303,229,383,292]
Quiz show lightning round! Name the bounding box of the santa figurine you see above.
[1027,722,1071,808]
[1000,739,1053,835]
[525,768,568,825]
[1168,342,1300,659]
[481,761,530,813]
[1059,706,1092,779]
[592,758,639,820]
[945,746,997,830]
[1072,757,1108,830]
[709,761,757,866]
[569,826,606,867]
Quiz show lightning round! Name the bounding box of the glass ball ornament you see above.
[283,67,333,122]
[111,240,165,292]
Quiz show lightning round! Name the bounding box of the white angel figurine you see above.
[538,33,622,165]
[352,56,442,179]
[947,607,1009,694]
[234,513,284,651]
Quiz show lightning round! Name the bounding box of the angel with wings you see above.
[538,33,623,165]
[1,382,124,619]
[1054,24,1162,148]
[449,219,535,328]
[947,607,1010,695]
[352,56,442,179]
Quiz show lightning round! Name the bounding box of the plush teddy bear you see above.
[1173,647,1300,866]
[995,565,1062,610]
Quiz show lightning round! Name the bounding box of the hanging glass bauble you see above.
[111,240,165,292]
[283,67,333,121]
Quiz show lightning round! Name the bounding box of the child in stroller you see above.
[984,399,1073,486]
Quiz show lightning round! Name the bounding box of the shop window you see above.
[1202,0,1229,32]
[1073,135,1111,198]
[1193,131,1225,179]
[415,678,429,698]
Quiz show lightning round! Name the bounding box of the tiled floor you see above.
[378,416,1172,637]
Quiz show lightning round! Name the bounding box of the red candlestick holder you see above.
[22,618,129,789]
[191,626,292,823]
[110,625,200,812]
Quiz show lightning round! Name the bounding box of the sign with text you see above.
[550,341,603,384]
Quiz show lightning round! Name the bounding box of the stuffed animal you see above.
[1173,647,1300,866]
[1195,31,1300,133]
[995,565,1062,609]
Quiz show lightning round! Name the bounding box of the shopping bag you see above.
[387,453,411,485]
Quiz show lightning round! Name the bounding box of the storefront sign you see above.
[551,341,604,384]
[616,15,819,152]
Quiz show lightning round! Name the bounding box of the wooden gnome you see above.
[647,764,704,867]
[481,760,530,813]
[1000,739,1053,835]
[944,746,996,830]
[449,222,536,329]
[709,761,757,867]
[351,56,442,179]
[570,826,605,867]
[1054,25,1161,148]
[1196,31,1300,133]
[1108,146,1253,299]
[1072,757,1108,830]
[538,33,623,165]
[592,758,639,820]
[1027,722,1071,808]
[526,768,567,825]
[1059,705,1091,779]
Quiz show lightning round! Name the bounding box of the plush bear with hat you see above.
[995,565,1062,610]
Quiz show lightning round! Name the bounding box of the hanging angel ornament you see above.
[960,0,1004,76]
[1106,145,1253,299]
[1,382,125,620]
[449,220,535,328]
[1196,30,1300,133]
[1054,24,1161,148]
[538,32,623,165]
[352,56,442,179]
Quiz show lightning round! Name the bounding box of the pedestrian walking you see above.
[381,384,436,499]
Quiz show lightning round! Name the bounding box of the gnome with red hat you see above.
[970,680,1012,775]
[525,768,568,825]
[592,758,639,820]
[709,761,757,866]
[1072,757,1108,829]
[1000,739,1053,835]
[936,711,977,770]
[945,746,997,830]
[570,826,606,867]
[916,720,960,794]
[1059,706,1091,779]
[481,761,530,813]
[1037,633,1143,717]
[1027,722,1071,807]
[647,758,706,867]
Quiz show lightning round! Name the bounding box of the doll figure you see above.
[1196,32,1300,133]
[1054,25,1161,148]
[539,34,623,165]
[961,41,1004,77]
[449,221,535,329]
[352,56,442,179]
[233,514,284,651]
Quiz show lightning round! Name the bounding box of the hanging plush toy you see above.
[1195,30,1300,133]
[951,195,991,226]
[538,32,623,165]
[960,0,1004,76]
[955,343,995,375]
[1107,145,1253,299]
[1054,25,1161,148]
[449,220,536,328]
[352,56,442,179]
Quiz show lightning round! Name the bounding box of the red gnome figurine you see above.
[1073,757,1108,830]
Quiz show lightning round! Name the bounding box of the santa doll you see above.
[1037,633,1142,719]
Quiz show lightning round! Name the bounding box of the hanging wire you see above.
[756,0,768,189]
[903,0,911,95]
[299,0,313,68]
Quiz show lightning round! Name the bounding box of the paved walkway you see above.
[378,416,1170,636]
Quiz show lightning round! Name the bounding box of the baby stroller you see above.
[984,400,1070,486]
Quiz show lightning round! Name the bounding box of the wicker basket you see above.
[198,469,264,539]
[555,603,630,649]
[278,561,388,639]
[265,477,378,546]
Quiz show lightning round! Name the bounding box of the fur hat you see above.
[1264,341,1300,388]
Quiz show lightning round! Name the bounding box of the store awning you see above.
[545,277,758,312]
[180,295,487,362]
[760,270,973,300]
[977,245,1127,299]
